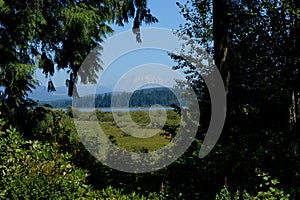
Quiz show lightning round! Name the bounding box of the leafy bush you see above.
[98,186,165,200]
[0,118,97,199]
[0,113,167,199]
[215,172,290,200]
[215,186,231,200]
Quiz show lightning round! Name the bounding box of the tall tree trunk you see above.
[213,0,230,94]
[288,0,300,124]
[295,0,300,125]
[290,90,297,123]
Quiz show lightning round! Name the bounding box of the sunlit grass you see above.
[74,110,181,152]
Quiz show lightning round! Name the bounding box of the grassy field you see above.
[73,109,181,152]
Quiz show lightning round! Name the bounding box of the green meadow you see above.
[73,109,181,152]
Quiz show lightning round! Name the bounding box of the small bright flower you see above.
[160,182,164,192]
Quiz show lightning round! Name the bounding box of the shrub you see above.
[98,186,164,200]
[0,118,97,199]
[215,172,290,200]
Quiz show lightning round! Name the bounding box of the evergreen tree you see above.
[175,0,300,197]
[0,0,157,127]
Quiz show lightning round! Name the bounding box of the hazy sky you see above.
[34,0,187,92]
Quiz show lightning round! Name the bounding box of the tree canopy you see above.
[0,0,157,125]
[175,0,300,197]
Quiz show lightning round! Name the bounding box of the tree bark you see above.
[288,0,300,124]
[295,0,300,124]
[213,0,230,95]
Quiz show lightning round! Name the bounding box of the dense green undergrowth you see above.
[0,115,164,199]
[0,108,294,199]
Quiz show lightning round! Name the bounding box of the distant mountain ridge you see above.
[41,87,186,108]
[29,85,113,101]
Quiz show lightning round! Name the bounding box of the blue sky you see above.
[34,1,187,94]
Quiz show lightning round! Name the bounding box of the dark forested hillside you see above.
[44,87,185,108]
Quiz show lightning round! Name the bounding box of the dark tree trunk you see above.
[213,0,230,94]
[288,0,300,124]
[295,0,300,124]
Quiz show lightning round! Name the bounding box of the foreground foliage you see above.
[0,118,96,199]
[0,116,166,199]
[175,0,300,198]
[0,107,294,199]
[215,173,290,200]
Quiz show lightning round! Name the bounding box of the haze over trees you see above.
[43,87,183,108]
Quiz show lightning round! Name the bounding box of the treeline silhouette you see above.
[45,87,185,108]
